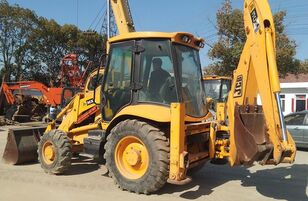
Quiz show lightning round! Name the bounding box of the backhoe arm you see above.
[109,0,135,34]
[226,0,296,166]
[1,81,62,106]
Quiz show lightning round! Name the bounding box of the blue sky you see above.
[7,0,308,66]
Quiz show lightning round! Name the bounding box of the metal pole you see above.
[275,93,288,142]
[76,0,79,28]
[107,0,110,39]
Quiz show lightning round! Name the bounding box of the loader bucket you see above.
[2,126,46,165]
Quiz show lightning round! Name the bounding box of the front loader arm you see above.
[227,0,296,166]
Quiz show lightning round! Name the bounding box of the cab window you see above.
[87,73,104,91]
[138,40,176,104]
[103,42,133,121]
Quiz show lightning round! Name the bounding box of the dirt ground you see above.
[0,126,307,201]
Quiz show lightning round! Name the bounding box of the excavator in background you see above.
[0,54,89,122]
[59,54,86,88]
[2,0,296,194]
[2,68,104,164]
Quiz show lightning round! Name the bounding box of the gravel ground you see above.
[0,126,307,201]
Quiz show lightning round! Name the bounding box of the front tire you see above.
[104,119,169,194]
[38,129,72,174]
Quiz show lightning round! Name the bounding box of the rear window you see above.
[285,113,306,125]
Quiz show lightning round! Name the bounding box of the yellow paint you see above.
[108,32,204,50]
[69,124,99,134]
[216,103,226,122]
[45,68,104,145]
[227,0,296,166]
[203,76,232,81]
[112,104,171,123]
[169,103,186,181]
[209,123,216,159]
[115,136,149,180]
[42,141,55,165]
[110,0,135,34]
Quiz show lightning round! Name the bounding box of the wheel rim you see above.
[115,136,149,180]
[42,141,55,165]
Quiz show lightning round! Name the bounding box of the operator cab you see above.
[203,76,232,103]
[101,32,207,120]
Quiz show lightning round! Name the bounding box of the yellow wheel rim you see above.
[115,136,149,180]
[42,141,55,165]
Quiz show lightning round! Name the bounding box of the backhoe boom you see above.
[109,0,135,34]
[226,0,296,166]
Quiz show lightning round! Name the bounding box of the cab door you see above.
[102,41,134,121]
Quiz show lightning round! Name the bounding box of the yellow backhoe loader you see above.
[203,76,232,103]
[3,0,296,194]
[2,68,104,165]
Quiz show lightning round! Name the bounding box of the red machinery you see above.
[0,81,63,106]
[59,54,89,88]
[0,54,86,122]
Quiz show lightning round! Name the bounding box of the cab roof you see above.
[108,32,205,50]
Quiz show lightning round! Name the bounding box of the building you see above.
[280,74,308,115]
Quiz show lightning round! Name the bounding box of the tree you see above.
[0,0,39,81]
[76,30,105,72]
[28,20,105,86]
[206,0,300,77]
[0,1,106,86]
[299,60,308,73]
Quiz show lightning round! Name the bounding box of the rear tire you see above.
[38,129,72,174]
[104,119,169,194]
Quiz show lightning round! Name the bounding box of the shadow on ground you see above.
[61,156,100,176]
[158,163,308,201]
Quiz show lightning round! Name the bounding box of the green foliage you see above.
[0,0,39,81]
[299,60,308,73]
[0,0,105,85]
[206,0,301,77]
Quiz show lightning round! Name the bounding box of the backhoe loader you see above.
[203,76,232,119]
[3,0,296,194]
[2,68,104,165]
[203,76,232,103]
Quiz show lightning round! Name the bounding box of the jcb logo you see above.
[250,8,260,33]
[233,75,243,98]
[86,99,94,105]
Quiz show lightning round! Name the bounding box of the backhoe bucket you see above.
[2,126,46,165]
[232,104,273,166]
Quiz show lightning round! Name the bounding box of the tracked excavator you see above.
[2,0,296,194]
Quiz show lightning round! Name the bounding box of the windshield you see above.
[174,44,207,117]
[204,80,221,100]
[203,79,231,102]
[138,40,178,104]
